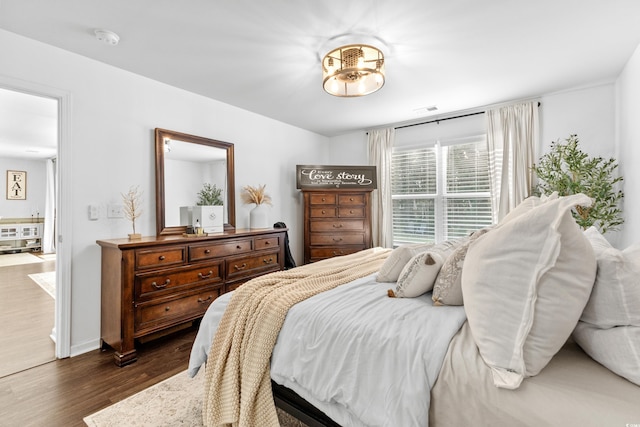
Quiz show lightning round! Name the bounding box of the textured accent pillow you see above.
[581,227,640,328]
[394,239,463,298]
[462,194,597,389]
[573,322,640,386]
[432,228,491,306]
[376,243,434,282]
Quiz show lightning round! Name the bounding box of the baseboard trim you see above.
[70,339,100,357]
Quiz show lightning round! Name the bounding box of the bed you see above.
[188,194,640,426]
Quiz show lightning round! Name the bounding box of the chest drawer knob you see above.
[151,279,170,289]
[204,249,211,254]
[236,245,242,250]
[349,197,354,201]
[198,270,214,279]
[164,306,170,312]
[159,255,166,261]
[234,263,247,271]
[263,257,274,264]
[198,295,213,304]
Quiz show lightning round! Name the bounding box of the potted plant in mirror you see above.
[122,185,143,239]
[190,183,224,234]
[241,184,272,229]
[531,134,624,234]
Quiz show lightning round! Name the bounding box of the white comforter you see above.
[188,273,466,427]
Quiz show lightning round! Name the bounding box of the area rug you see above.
[37,253,56,261]
[0,252,44,267]
[28,271,56,298]
[83,369,310,427]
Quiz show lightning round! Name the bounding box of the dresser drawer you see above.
[338,207,364,218]
[310,219,365,232]
[309,233,365,245]
[135,262,223,301]
[135,246,186,270]
[189,238,253,262]
[226,251,280,280]
[310,207,337,218]
[135,286,221,333]
[310,246,365,260]
[338,194,365,205]
[255,235,281,251]
[310,193,337,205]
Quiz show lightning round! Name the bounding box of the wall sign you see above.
[6,170,27,200]
[296,165,377,190]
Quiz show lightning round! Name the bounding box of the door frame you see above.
[0,76,72,358]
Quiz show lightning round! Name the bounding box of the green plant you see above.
[531,134,624,233]
[196,183,223,206]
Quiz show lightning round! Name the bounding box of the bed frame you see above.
[272,381,341,427]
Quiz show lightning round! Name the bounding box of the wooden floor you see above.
[0,323,198,427]
[0,259,56,378]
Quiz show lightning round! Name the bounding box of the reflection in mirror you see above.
[155,128,235,235]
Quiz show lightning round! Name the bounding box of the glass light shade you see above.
[322,44,385,97]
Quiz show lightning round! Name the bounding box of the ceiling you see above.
[1,0,640,157]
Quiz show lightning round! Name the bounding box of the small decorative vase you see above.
[249,204,269,229]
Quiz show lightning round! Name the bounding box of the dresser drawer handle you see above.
[321,210,326,214]
[321,198,326,202]
[350,210,354,214]
[204,249,211,254]
[332,250,345,256]
[164,306,171,312]
[263,257,274,264]
[349,197,354,201]
[264,240,271,245]
[198,271,214,279]
[236,245,242,250]
[333,237,343,242]
[159,255,166,261]
[234,263,247,270]
[333,224,343,228]
[152,279,170,289]
[198,296,213,304]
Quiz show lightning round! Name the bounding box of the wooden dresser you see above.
[302,190,372,263]
[97,228,286,366]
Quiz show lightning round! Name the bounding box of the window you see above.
[391,137,493,246]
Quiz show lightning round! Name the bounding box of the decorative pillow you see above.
[573,322,640,386]
[462,194,597,389]
[432,228,491,306]
[581,227,640,328]
[376,243,434,282]
[393,239,463,298]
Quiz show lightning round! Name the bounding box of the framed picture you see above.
[296,165,377,190]
[6,170,27,200]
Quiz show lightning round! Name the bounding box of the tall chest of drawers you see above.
[302,190,372,263]
[97,228,286,366]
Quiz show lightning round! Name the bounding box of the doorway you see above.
[0,81,71,374]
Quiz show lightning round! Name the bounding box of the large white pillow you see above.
[462,194,597,389]
[581,227,640,328]
[573,322,640,386]
[393,239,463,298]
[376,243,434,282]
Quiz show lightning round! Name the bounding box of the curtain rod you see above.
[387,101,541,132]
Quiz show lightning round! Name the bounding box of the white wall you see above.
[0,158,47,220]
[616,43,640,248]
[0,29,329,355]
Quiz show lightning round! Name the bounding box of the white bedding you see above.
[189,273,467,427]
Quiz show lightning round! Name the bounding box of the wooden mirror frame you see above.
[154,128,236,235]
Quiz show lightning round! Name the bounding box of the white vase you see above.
[249,204,270,229]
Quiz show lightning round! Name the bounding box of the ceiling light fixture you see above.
[94,29,120,46]
[322,41,385,97]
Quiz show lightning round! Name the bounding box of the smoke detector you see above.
[94,29,120,46]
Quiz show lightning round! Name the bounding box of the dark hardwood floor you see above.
[0,324,199,427]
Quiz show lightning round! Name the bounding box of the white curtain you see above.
[486,102,539,222]
[43,157,56,253]
[367,128,395,248]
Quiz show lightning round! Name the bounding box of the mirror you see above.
[155,128,235,235]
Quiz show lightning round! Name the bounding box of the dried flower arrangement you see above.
[121,185,143,238]
[240,184,272,206]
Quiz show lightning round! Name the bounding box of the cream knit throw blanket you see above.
[202,247,391,427]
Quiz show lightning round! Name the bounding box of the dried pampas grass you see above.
[241,184,272,205]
